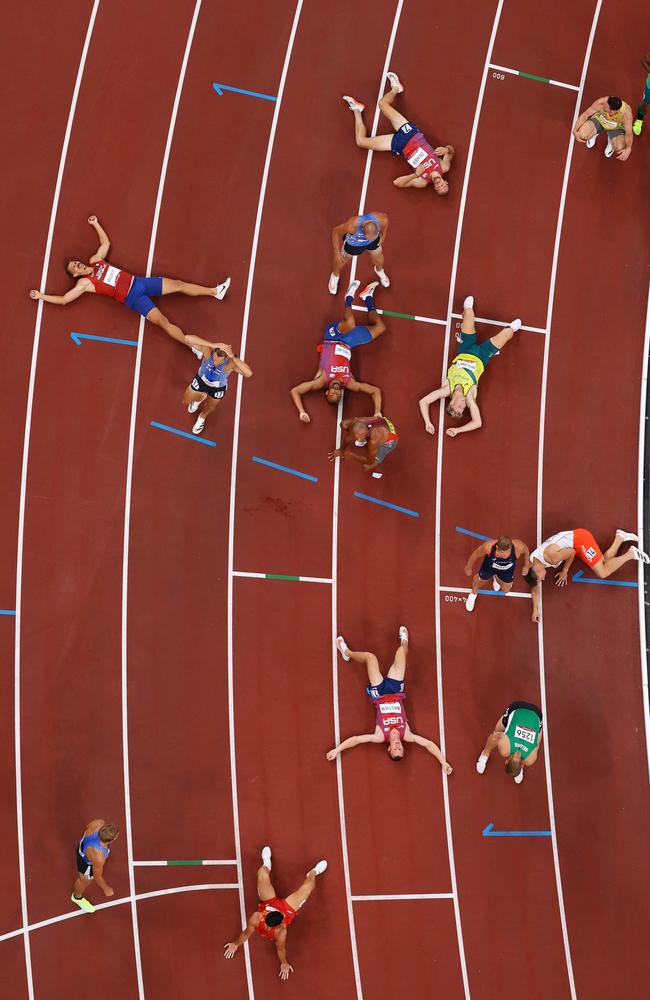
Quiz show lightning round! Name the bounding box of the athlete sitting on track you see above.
[290,280,384,423]
[419,295,521,437]
[526,528,649,624]
[328,415,398,474]
[183,338,252,435]
[632,53,650,135]
[327,627,453,770]
[343,71,454,196]
[573,95,634,160]
[71,819,119,913]
[224,846,327,981]
[328,211,390,294]
[476,701,543,784]
[464,535,531,613]
[30,215,230,352]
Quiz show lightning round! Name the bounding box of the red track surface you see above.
[1,1,648,997]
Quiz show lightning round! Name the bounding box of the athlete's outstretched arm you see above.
[88,215,110,261]
[290,379,320,423]
[418,386,449,434]
[393,173,428,189]
[465,541,492,576]
[531,582,541,623]
[224,915,257,958]
[348,378,382,415]
[514,539,532,575]
[30,282,88,306]
[554,549,576,586]
[404,731,453,773]
[326,734,380,760]
[446,395,482,438]
[274,928,293,980]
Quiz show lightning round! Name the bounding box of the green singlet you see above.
[504,706,541,759]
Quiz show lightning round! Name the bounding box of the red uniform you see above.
[374,693,407,741]
[401,132,443,182]
[317,340,352,387]
[87,260,134,303]
[256,898,297,939]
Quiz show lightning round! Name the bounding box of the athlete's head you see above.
[65,258,90,278]
[351,420,370,444]
[496,535,512,553]
[525,561,546,585]
[362,220,379,240]
[606,96,623,111]
[433,175,449,197]
[387,729,404,761]
[264,910,284,928]
[325,381,344,405]
[505,752,522,777]
[99,823,119,843]
[446,387,467,419]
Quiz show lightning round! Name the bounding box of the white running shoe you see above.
[374,266,390,287]
[514,769,524,784]
[215,277,231,300]
[399,625,409,643]
[192,416,206,435]
[191,345,203,359]
[336,636,350,661]
[386,71,404,93]
[311,860,328,876]
[631,546,650,564]
[345,279,360,300]
[586,135,597,149]
[493,576,501,591]
[509,319,522,332]
[463,295,474,310]
[261,846,272,871]
[359,281,379,301]
[604,141,614,158]
[616,529,638,543]
[328,273,339,295]
[465,593,477,612]
[476,753,488,774]
[188,400,201,414]
[342,95,365,112]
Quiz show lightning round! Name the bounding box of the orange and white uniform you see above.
[531,528,603,569]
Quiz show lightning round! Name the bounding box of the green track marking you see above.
[380,308,417,321]
[167,860,203,866]
[266,573,300,581]
[519,71,550,83]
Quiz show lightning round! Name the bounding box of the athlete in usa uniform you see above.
[327,626,452,770]
[30,215,230,350]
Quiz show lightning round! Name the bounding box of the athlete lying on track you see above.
[464,535,531,613]
[328,210,390,295]
[526,528,649,624]
[573,95,634,160]
[71,819,119,913]
[418,295,521,437]
[290,281,384,423]
[183,339,252,435]
[30,215,230,352]
[328,415,398,473]
[224,846,327,981]
[343,71,454,196]
[476,701,543,784]
[328,627,452,770]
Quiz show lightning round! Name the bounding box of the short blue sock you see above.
[363,296,375,312]
[345,295,353,309]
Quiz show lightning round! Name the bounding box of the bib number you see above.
[514,725,536,744]
[406,146,427,168]
[455,358,477,372]
[103,265,121,288]
[334,344,351,359]
[379,701,401,714]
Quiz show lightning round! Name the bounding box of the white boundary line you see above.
[489,63,579,91]
[352,303,546,334]
[120,5,203,996]
[637,283,650,782]
[133,859,238,866]
[0,884,239,945]
[232,571,332,584]
[226,4,304,997]
[450,312,547,334]
[534,5,602,998]
[440,586,531,600]
[352,893,453,901]
[433,4,506,997]
[12,5,101,996]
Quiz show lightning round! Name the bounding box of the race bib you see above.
[455,358,477,372]
[406,146,427,168]
[103,265,121,288]
[582,546,597,561]
[334,343,351,359]
[514,725,536,744]
[379,701,401,715]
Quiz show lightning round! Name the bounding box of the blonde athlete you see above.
[476,702,543,784]
[573,95,634,160]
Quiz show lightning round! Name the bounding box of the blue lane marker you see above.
[212,82,277,102]
[0,610,16,616]
[354,493,419,518]
[572,569,638,589]
[483,822,551,838]
[71,332,138,347]
[150,421,216,447]
[252,456,318,482]
[455,526,491,541]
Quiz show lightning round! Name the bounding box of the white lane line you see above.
[133,860,238,866]
[450,312,547,334]
[120,5,203,996]
[440,586,532,600]
[534,5,602,998]
[637,283,650,783]
[433,4,506,998]
[0,884,239,945]
[12,5,100,996]
[489,63,580,91]
[233,572,333,584]
[352,893,454,901]
[225,5,304,998]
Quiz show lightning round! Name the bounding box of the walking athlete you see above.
[632,53,650,135]
[343,72,454,196]
[464,535,531,612]
[328,211,390,294]
[573,95,634,160]
[419,295,521,437]
[328,415,398,473]
[476,702,543,784]
[224,846,327,981]
[327,627,453,770]
[30,215,230,350]
[183,337,252,435]
[71,819,119,913]
[290,281,385,423]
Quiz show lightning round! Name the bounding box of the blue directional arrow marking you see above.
[71,332,138,347]
[482,822,551,838]
[212,82,277,102]
[572,569,638,589]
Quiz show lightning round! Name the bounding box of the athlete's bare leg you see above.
[470,573,488,596]
[480,719,505,758]
[576,119,598,141]
[461,302,476,335]
[146,306,188,345]
[331,247,351,279]
[488,324,516,351]
[378,87,409,131]
[368,247,386,271]
[161,277,222,297]
[386,631,408,681]
[611,134,626,154]
[350,107,394,151]
[366,303,386,340]
[72,875,92,900]
[257,865,277,902]
[285,870,317,911]
[343,647,383,687]
[495,579,513,593]
[182,385,206,407]
[197,396,221,424]
[592,537,636,578]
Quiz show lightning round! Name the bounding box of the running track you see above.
[1,1,648,997]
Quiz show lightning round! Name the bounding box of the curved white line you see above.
[12,5,101,996]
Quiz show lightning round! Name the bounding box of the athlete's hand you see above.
[443,761,453,775]
[328,449,342,462]
[104,886,114,898]
[616,147,631,161]
[424,422,435,435]
[87,215,98,225]
[446,427,459,438]
[555,571,568,587]
[223,942,239,959]
[299,412,310,424]
[279,962,294,981]
[573,129,586,144]
[326,749,338,761]
[532,609,540,624]
[29,289,42,300]
[373,410,383,418]
[464,563,473,577]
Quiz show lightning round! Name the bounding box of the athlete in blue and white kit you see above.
[328,211,390,294]
[71,818,119,912]
[183,335,253,435]
[464,535,531,612]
